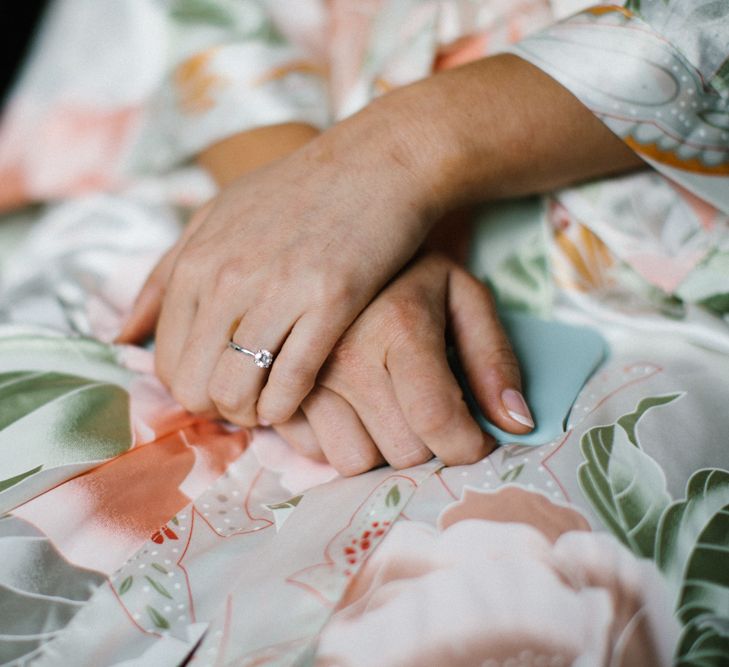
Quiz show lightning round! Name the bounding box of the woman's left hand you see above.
[272,253,533,476]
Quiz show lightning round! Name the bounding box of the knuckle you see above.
[328,338,368,374]
[170,253,199,285]
[272,362,316,396]
[207,377,243,413]
[308,270,357,309]
[383,297,431,345]
[388,446,432,469]
[439,435,489,467]
[214,260,244,294]
[154,352,172,390]
[218,406,258,429]
[170,381,210,414]
[407,393,459,439]
[334,450,382,477]
[483,343,517,366]
[257,401,294,426]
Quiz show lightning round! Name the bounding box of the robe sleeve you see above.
[509,1,729,213]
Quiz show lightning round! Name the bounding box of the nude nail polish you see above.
[501,389,534,429]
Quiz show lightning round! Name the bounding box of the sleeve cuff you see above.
[509,5,729,213]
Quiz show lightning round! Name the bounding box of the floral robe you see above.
[0,1,727,665]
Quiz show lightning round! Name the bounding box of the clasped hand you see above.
[117,91,533,475]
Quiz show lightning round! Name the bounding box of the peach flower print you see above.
[315,486,678,667]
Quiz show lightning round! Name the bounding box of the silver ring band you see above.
[228,341,274,369]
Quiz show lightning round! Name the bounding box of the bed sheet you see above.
[1,0,728,664]
[0,190,727,666]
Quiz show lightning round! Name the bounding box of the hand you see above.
[118,54,640,432]
[273,253,534,476]
[117,106,444,429]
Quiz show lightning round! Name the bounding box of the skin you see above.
[117,53,642,475]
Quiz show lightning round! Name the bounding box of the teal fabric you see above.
[455,312,607,446]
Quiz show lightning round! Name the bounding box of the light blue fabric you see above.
[454,312,607,446]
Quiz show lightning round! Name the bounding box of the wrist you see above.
[372,53,643,212]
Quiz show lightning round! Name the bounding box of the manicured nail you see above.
[501,389,534,429]
[258,418,271,427]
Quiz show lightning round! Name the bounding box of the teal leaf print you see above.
[578,424,671,558]
[146,605,170,630]
[385,485,401,508]
[119,576,133,595]
[616,393,682,447]
[145,576,173,600]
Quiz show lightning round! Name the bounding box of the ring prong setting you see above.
[254,349,274,368]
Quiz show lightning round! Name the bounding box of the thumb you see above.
[114,255,171,344]
[115,201,214,345]
[448,267,534,434]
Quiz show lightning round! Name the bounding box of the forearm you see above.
[369,53,644,213]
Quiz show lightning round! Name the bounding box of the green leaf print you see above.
[170,0,235,26]
[145,576,173,600]
[385,485,401,508]
[676,503,729,626]
[0,370,132,491]
[0,465,42,493]
[146,605,170,630]
[267,495,303,511]
[578,424,671,558]
[676,617,729,666]
[501,463,525,483]
[152,563,169,575]
[656,469,729,665]
[616,393,682,447]
[657,470,729,586]
[119,576,133,595]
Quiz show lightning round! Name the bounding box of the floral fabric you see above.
[0,1,728,665]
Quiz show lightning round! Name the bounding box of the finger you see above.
[116,202,213,345]
[325,366,432,470]
[448,267,533,433]
[168,298,237,415]
[257,309,356,425]
[153,263,200,390]
[386,322,494,467]
[114,246,177,344]
[303,386,384,477]
[208,303,295,427]
[272,410,326,462]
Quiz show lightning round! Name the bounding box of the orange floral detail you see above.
[550,203,615,293]
[253,60,325,86]
[624,136,729,176]
[175,48,227,114]
[586,5,634,19]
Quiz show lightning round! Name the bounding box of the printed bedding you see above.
[1,1,728,665]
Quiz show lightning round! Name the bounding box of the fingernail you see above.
[501,389,534,429]
[258,418,271,427]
